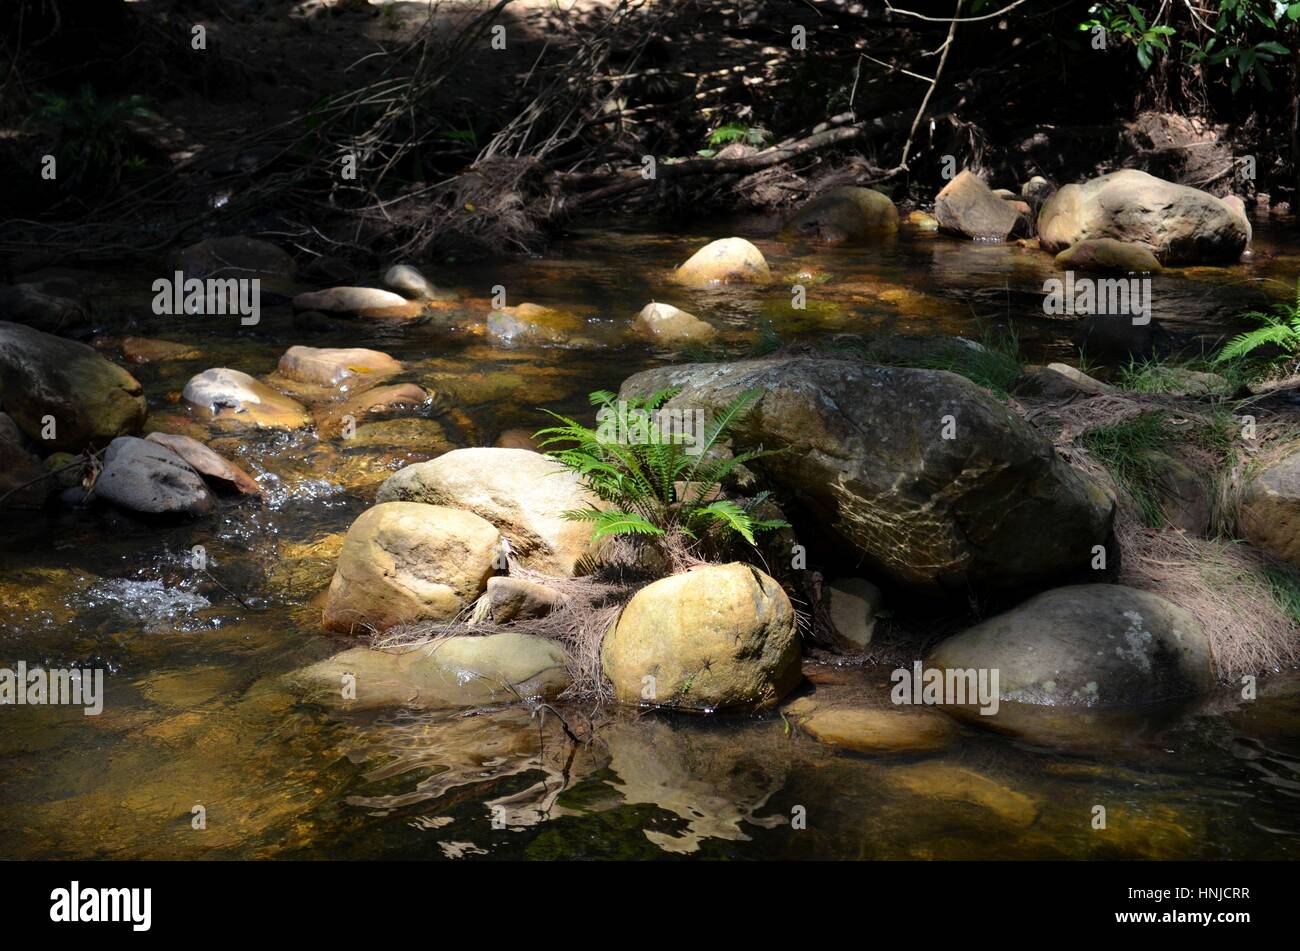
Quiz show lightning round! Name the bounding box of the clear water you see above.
[2,218,1299,859]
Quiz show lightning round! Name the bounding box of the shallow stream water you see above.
[3,218,1300,859]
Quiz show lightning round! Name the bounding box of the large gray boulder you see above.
[0,321,147,452]
[1038,169,1250,264]
[927,584,1215,707]
[620,356,1113,595]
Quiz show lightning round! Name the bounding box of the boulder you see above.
[297,633,571,709]
[0,321,147,452]
[144,432,260,495]
[621,356,1113,594]
[0,284,88,334]
[322,501,501,634]
[383,264,454,301]
[1054,238,1162,273]
[486,303,582,345]
[633,302,717,346]
[1038,169,1250,264]
[377,447,600,575]
[927,584,1215,708]
[0,412,49,509]
[94,436,215,517]
[1240,449,1300,566]
[276,345,401,388]
[1149,450,1211,535]
[933,170,1023,241]
[1022,363,1117,398]
[602,563,801,711]
[168,236,295,281]
[482,576,564,623]
[824,577,882,651]
[494,428,542,452]
[291,286,420,318]
[672,237,771,287]
[181,368,312,431]
[1021,175,1055,203]
[787,186,899,243]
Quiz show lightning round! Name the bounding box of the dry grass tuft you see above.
[375,537,674,701]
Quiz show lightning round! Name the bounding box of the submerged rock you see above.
[276,345,401,388]
[318,383,430,438]
[601,563,801,712]
[672,237,771,287]
[486,303,582,345]
[94,436,215,517]
[120,337,202,364]
[0,321,147,452]
[621,356,1113,595]
[144,432,260,495]
[322,501,501,634]
[784,688,957,754]
[1038,169,1250,264]
[297,633,571,709]
[181,367,312,431]
[933,170,1023,241]
[377,447,600,575]
[1054,237,1163,273]
[904,210,940,231]
[927,584,1215,709]
[787,186,899,243]
[633,302,717,346]
[886,762,1041,827]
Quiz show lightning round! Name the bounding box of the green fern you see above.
[1214,284,1300,366]
[536,387,788,551]
[33,84,157,190]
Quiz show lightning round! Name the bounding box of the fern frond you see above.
[687,499,757,544]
